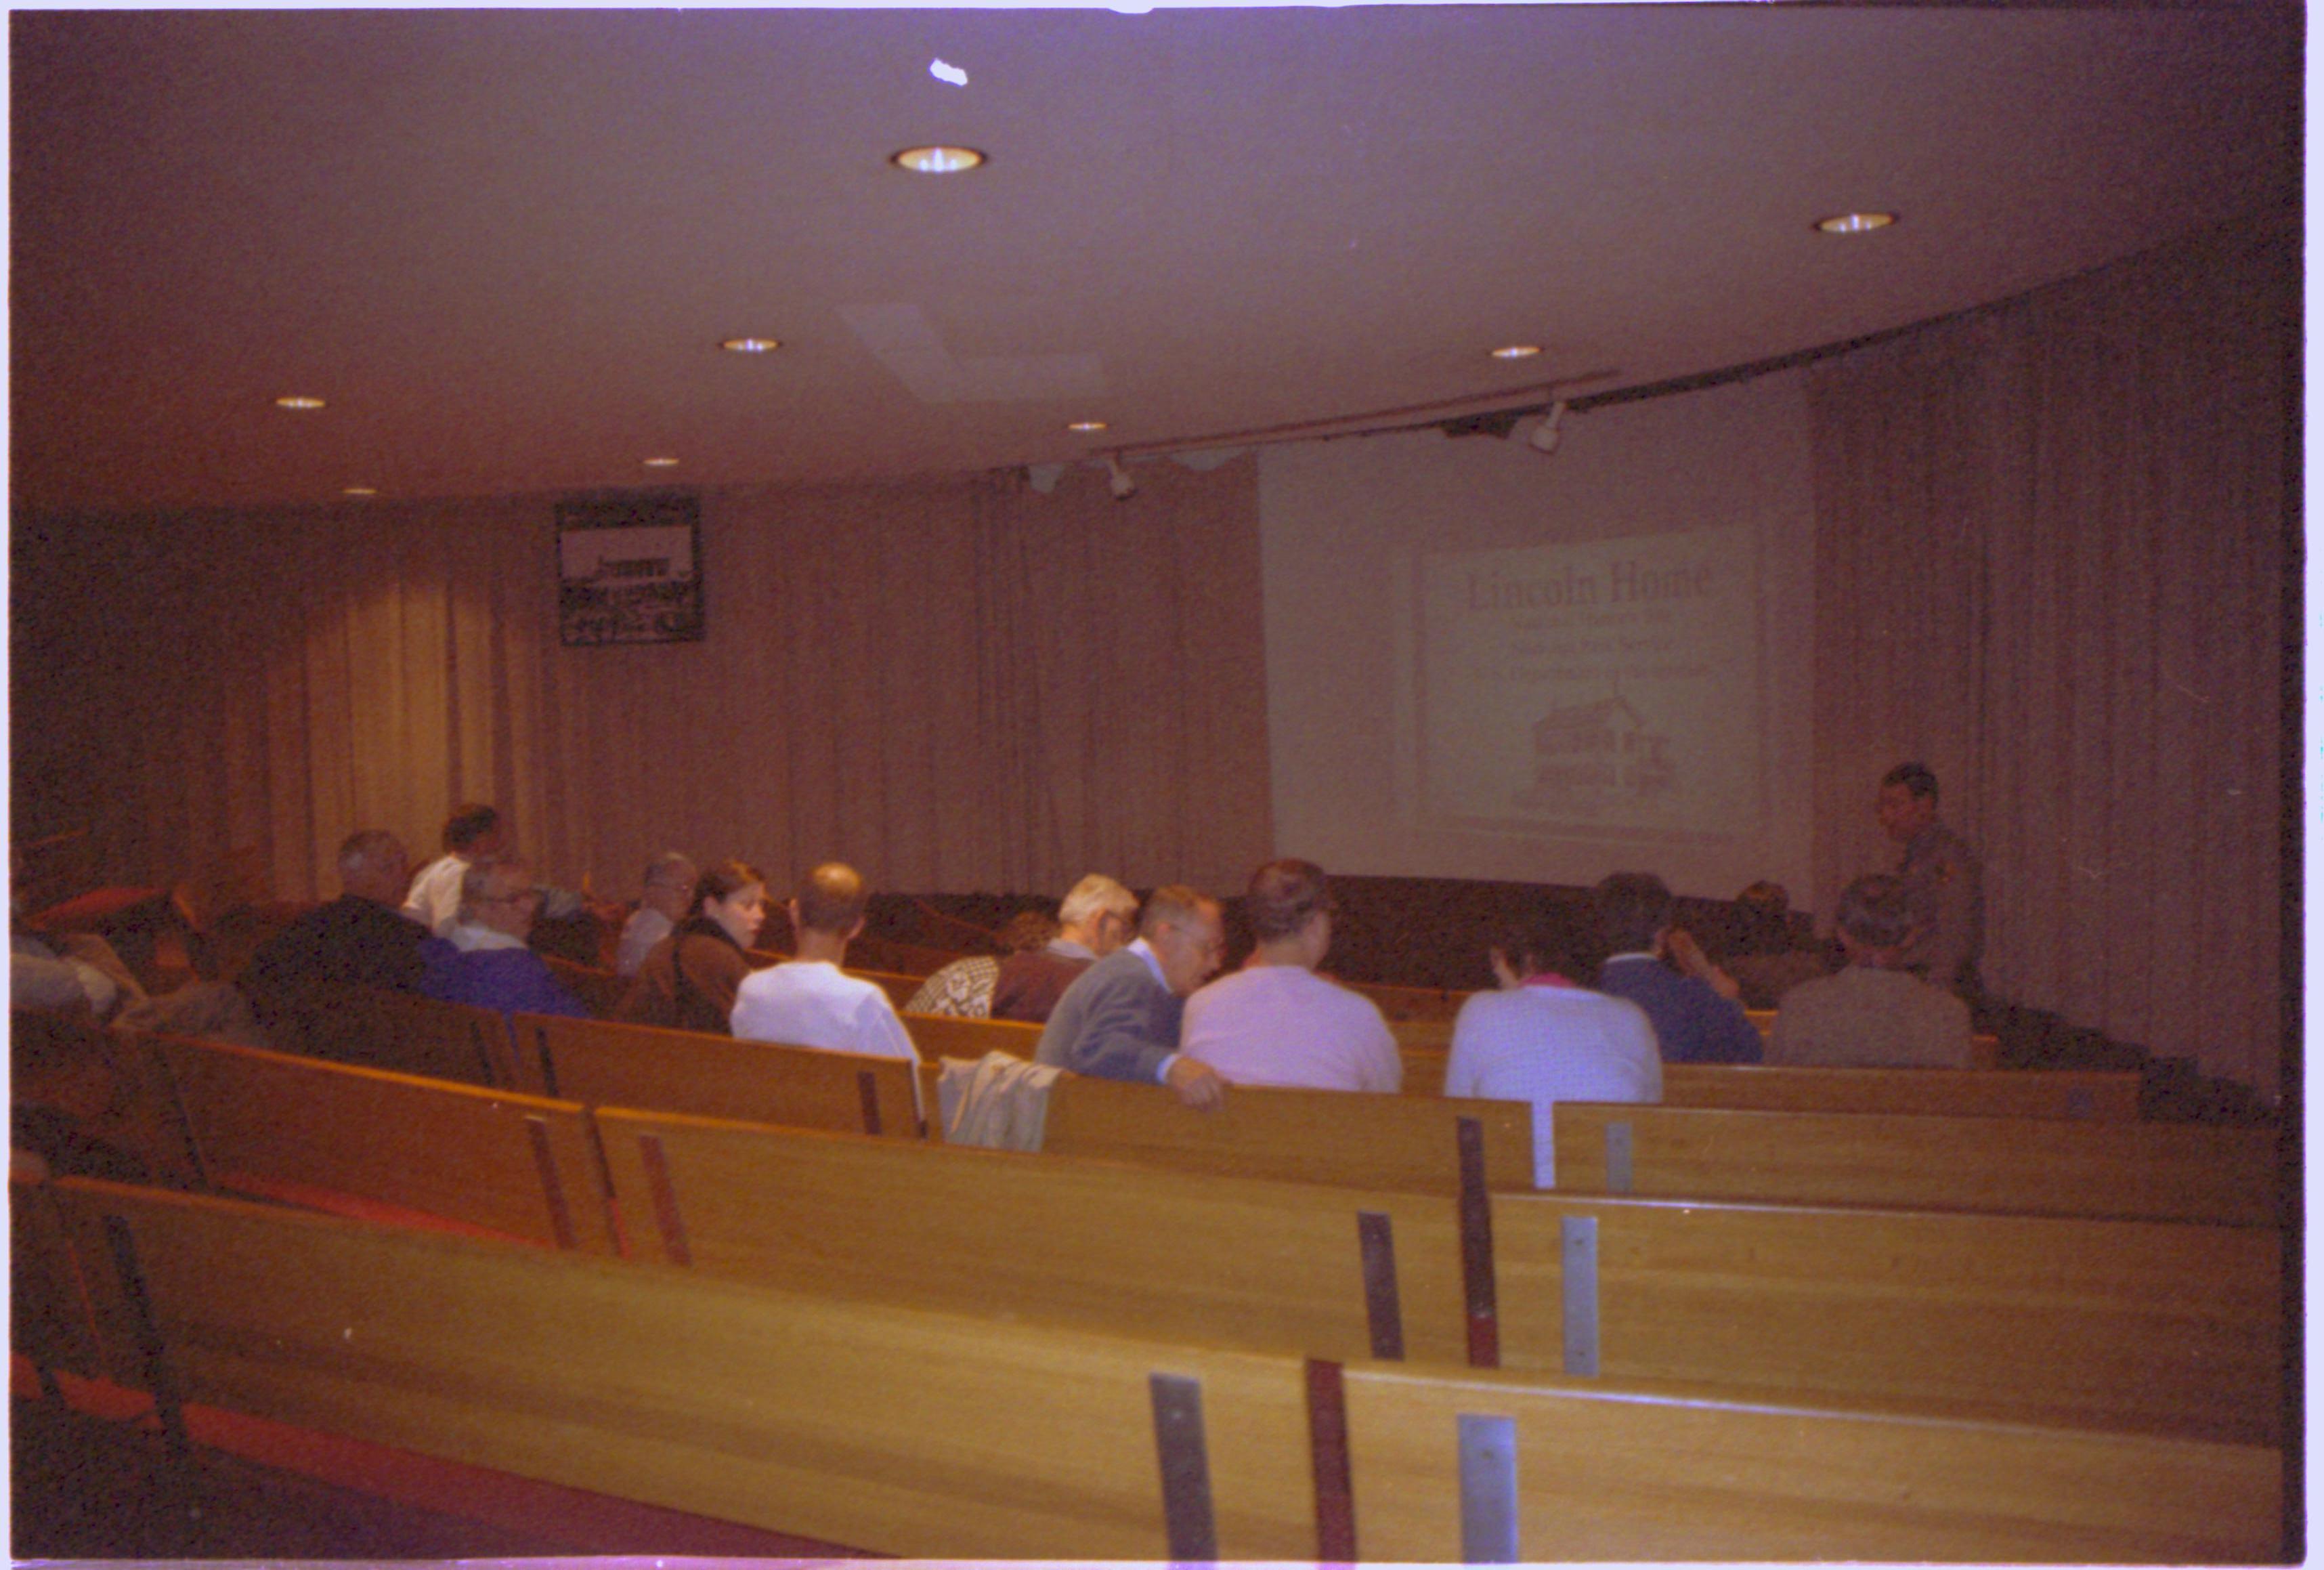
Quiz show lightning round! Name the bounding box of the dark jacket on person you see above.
[614,916,754,1036]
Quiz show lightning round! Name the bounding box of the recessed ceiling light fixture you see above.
[720,337,781,354]
[343,486,377,497]
[890,145,985,175]
[642,457,681,468]
[275,395,326,410]
[1067,420,1109,433]
[1814,211,1897,236]
[1490,345,1543,360]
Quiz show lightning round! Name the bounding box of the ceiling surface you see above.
[10,5,2302,515]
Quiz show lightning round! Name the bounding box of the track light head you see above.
[1526,400,1569,455]
[1106,453,1138,501]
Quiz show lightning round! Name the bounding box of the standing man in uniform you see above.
[1875,761,1983,1000]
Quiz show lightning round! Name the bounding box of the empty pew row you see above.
[93,1034,2285,1444]
[22,1176,2282,1563]
[504,1013,925,1138]
[1552,1102,2283,1227]
[147,1036,618,1250]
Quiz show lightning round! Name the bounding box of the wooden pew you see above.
[46,1177,1319,1561]
[1345,980,1469,1021]
[147,1034,616,1252]
[37,1176,2281,1563]
[903,1011,1044,1061]
[1552,1102,2281,1225]
[1400,1047,2139,1120]
[1341,1363,2278,1564]
[1042,1076,1535,1195]
[503,1012,922,1137]
[595,1107,1474,1366]
[539,954,631,1017]
[278,983,515,1086]
[1484,1189,2281,1443]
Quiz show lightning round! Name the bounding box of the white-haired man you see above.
[991,873,1139,1023]
[418,858,589,1019]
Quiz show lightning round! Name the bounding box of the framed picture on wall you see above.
[556,493,704,645]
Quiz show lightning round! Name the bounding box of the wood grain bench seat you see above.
[26,1176,2283,1563]
[1552,1101,2282,1225]
[147,1034,614,1252]
[504,1011,922,1137]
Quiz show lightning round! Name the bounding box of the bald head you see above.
[793,862,868,938]
[337,830,410,906]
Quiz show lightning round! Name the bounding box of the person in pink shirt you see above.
[1180,859,1400,1094]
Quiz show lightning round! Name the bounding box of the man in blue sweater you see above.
[419,857,590,1019]
[1591,871,1761,1064]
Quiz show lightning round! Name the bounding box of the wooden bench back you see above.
[1553,1102,2281,1225]
[539,954,631,1017]
[594,1107,1473,1365]
[47,1177,1318,1561]
[1486,1189,2280,1442]
[37,1176,2281,1563]
[504,1011,922,1137]
[147,1034,614,1251]
[1340,1363,2277,1564]
[285,983,513,1085]
[903,1011,1044,1061]
[1400,1047,2139,1120]
[1042,1076,1534,1194]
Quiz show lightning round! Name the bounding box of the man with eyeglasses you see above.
[417,857,590,1019]
[1035,885,1227,1109]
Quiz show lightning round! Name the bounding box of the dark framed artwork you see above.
[556,493,704,645]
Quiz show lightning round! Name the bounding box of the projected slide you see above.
[1409,523,1760,841]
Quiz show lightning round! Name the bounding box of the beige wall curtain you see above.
[13,456,1272,912]
[1805,214,2294,1097]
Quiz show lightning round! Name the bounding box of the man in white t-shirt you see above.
[1444,914,1660,1189]
[730,861,917,1063]
[1180,859,1400,1093]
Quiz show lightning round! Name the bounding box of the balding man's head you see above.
[793,862,869,939]
[337,830,410,906]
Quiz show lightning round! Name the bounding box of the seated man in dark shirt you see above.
[238,829,431,1034]
[1591,871,1763,1064]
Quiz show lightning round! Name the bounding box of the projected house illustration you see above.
[1514,694,1677,813]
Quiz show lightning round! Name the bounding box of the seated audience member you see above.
[1767,873,1973,1068]
[616,851,699,978]
[614,860,767,1034]
[1592,872,1762,1063]
[729,862,916,1061]
[403,803,508,937]
[1717,881,1833,1010]
[418,859,590,1018]
[906,911,1061,1018]
[238,830,429,1024]
[1444,916,1661,1189]
[1180,860,1400,1092]
[1035,885,1226,1109]
[990,874,1140,1022]
[12,927,135,1023]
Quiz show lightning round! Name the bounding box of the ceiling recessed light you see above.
[1490,345,1543,360]
[720,337,781,354]
[642,457,680,468]
[1067,420,1109,433]
[890,145,985,175]
[342,486,377,497]
[275,395,326,410]
[1814,211,1897,236]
